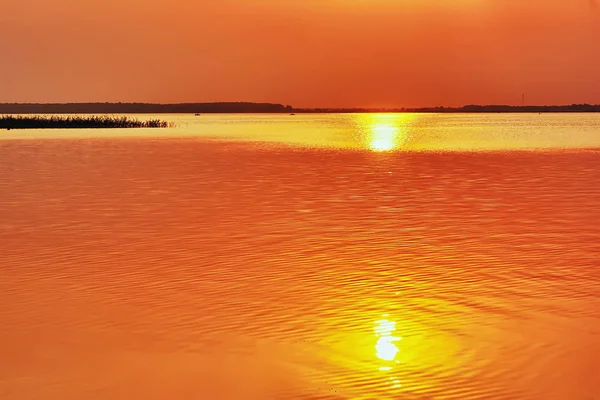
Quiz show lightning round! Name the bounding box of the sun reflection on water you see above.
[364,114,412,152]
[375,317,402,361]
[374,315,403,392]
[370,124,401,152]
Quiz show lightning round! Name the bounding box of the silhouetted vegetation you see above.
[0,115,171,129]
[0,102,293,114]
[2,103,599,115]
[294,104,600,113]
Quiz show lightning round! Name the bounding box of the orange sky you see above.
[2,0,599,107]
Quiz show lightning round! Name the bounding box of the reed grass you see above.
[1,115,172,129]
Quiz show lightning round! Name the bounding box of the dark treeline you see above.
[1,115,170,129]
[296,104,600,113]
[449,104,600,113]
[0,102,293,114]
[2,103,600,114]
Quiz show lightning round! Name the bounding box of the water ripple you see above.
[1,130,599,399]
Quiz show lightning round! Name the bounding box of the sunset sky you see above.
[3,0,599,108]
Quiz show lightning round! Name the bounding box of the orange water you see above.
[1,114,599,399]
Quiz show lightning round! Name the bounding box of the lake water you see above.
[1,114,599,399]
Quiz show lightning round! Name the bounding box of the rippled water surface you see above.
[1,114,599,399]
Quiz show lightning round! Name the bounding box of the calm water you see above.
[1,114,599,400]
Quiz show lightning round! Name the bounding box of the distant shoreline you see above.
[295,104,600,113]
[1,102,600,114]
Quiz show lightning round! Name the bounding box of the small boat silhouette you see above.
[194,113,201,116]
[290,113,295,116]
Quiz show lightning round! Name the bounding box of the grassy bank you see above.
[1,115,171,129]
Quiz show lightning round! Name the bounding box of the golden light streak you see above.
[375,317,401,361]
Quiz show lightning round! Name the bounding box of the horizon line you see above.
[2,101,600,109]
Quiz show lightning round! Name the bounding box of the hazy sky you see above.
[2,0,599,107]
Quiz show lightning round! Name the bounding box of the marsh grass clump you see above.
[1,115,172,129]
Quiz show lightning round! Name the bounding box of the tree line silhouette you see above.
[1,102,599,114]
[294,104,600,113]
[0,102,293,114]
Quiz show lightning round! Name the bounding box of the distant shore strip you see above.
[1,115,172,129]
[1,102,600,114]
